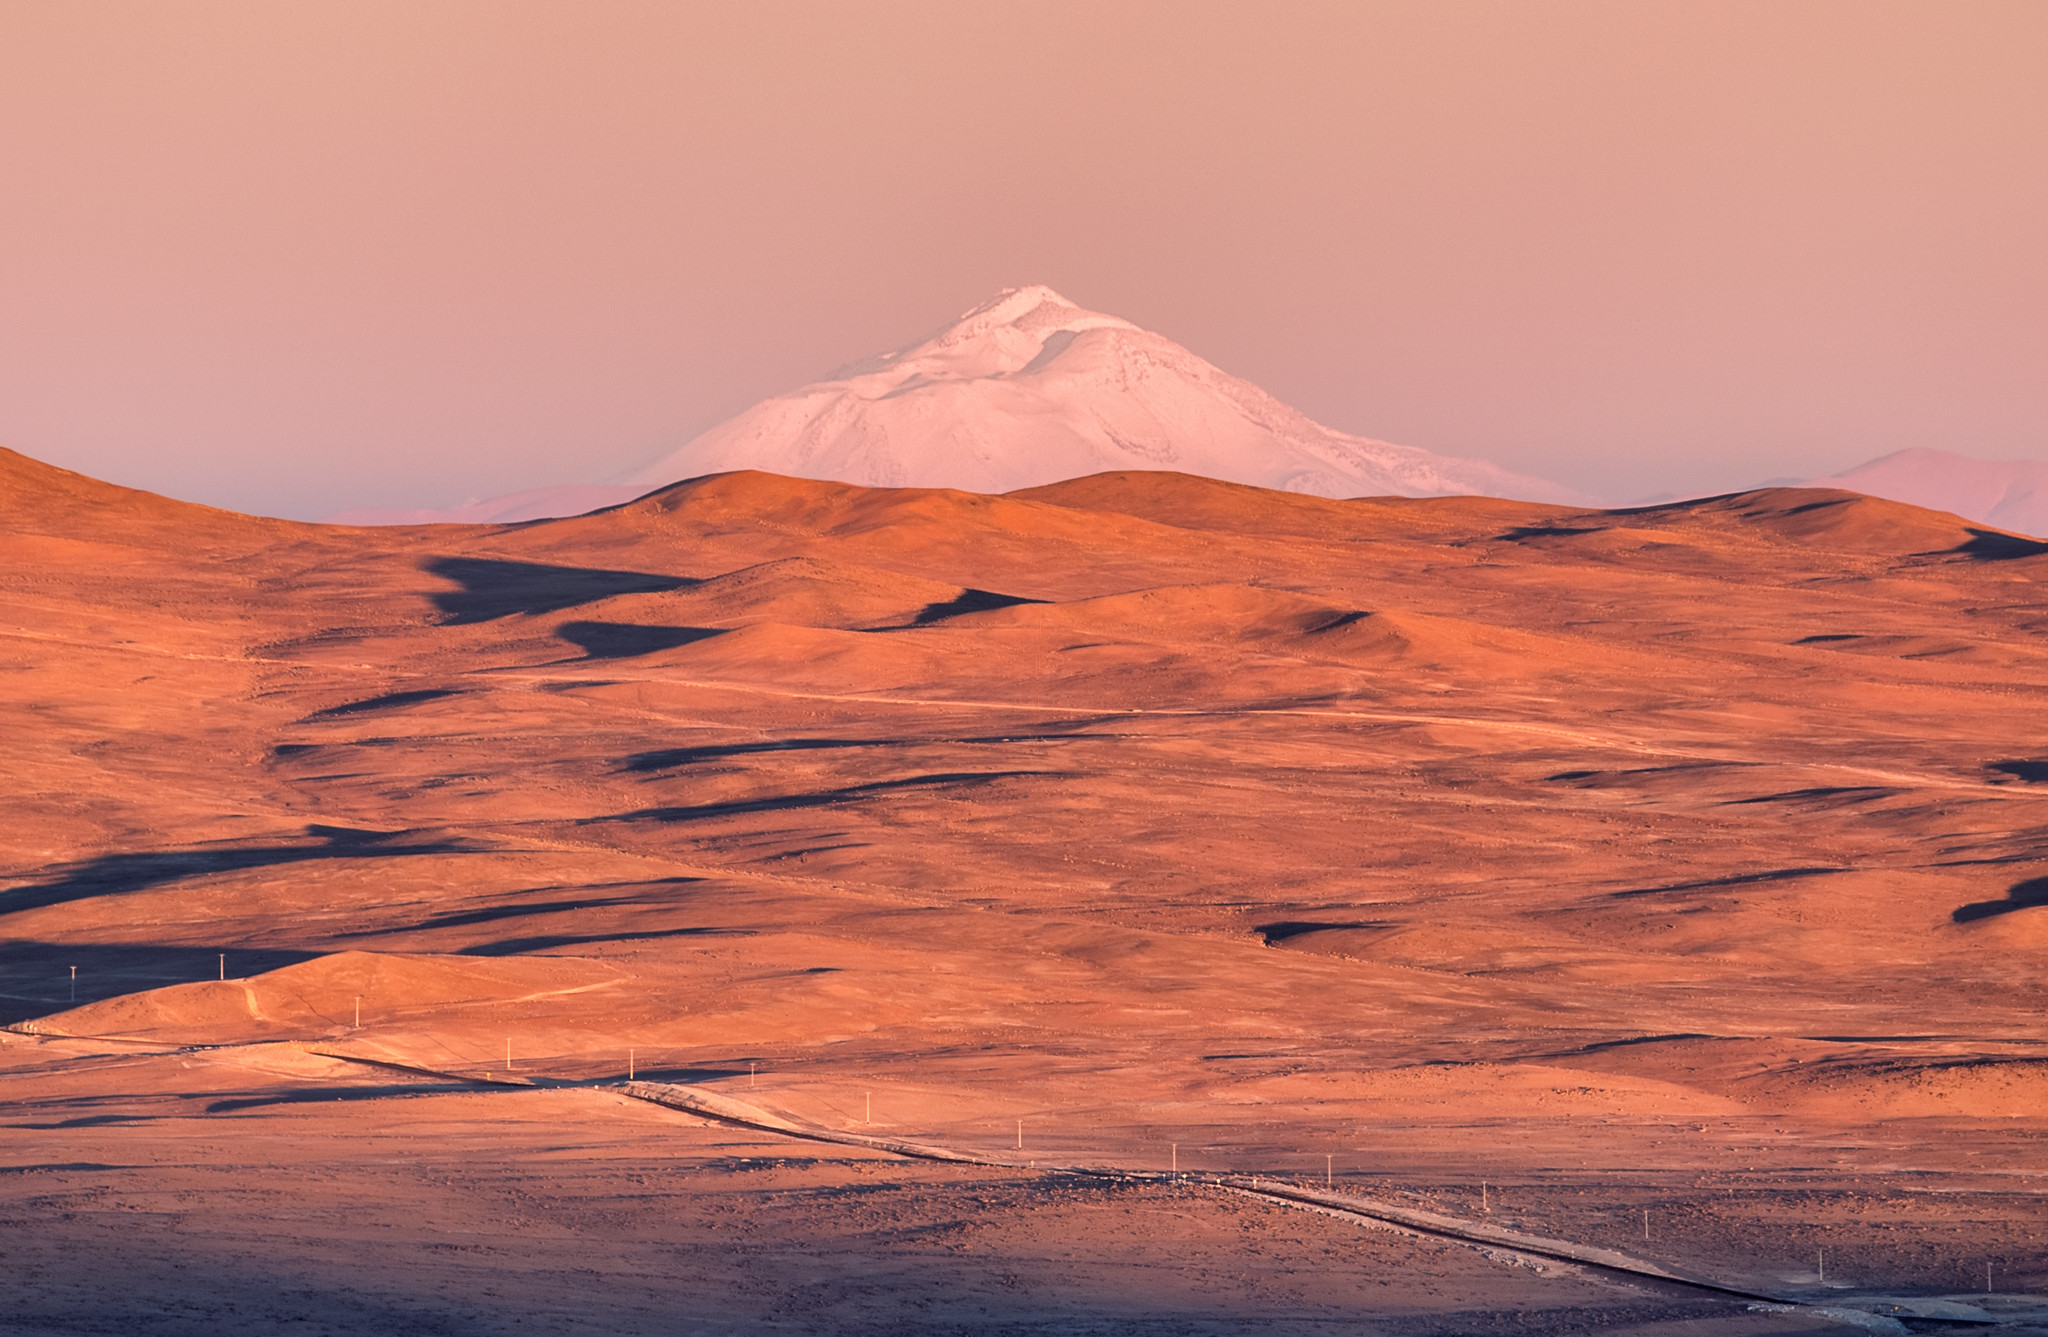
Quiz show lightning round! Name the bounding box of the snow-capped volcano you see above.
[629,286,1586,503]
[325,286,1586,522]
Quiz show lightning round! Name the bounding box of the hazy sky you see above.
[3,1,2043,518]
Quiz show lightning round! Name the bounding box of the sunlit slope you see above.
[4,448,2047,1200]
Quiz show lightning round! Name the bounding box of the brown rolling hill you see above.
[5,444,2048,1332]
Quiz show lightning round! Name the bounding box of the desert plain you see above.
[4,447,2048,1333]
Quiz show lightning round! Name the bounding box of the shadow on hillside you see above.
[1254,921,1389,946]
[0,826,480,918]
[425,556,697,623]
[458,925,751,956]
[1952,529,2048,562]
[1952,875,2048,924]
[1496,526,1603,540]
[1988,760,2048,783]
[623,1065,756,1085]
[587,770,1058,826]
[624,738,902,771]
[911,588,1046,624]
[1607,866,1845,899]
[0,940,321,1024]
[204,1065,761,1110]
[621,731,1114,774]
[344,882,705,939]
[309,687,465,718]
[207,1083,481,1113]
[554,620,724,659]
[1723,786,1894,806]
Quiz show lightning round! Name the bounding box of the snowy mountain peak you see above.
[943,284,1099,338]
[843,285,1140,384]
[944,284,1132,336]
[627,287,1589,504]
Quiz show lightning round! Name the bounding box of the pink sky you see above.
[2,1,2043,518]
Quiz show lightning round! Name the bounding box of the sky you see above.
[2,1,2043,519]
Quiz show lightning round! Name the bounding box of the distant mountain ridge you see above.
[326,286,1589,524]
[1807,447,2048,538]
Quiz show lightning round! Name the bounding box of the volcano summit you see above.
[630,286,1585,502]
[331,287,1585,524]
